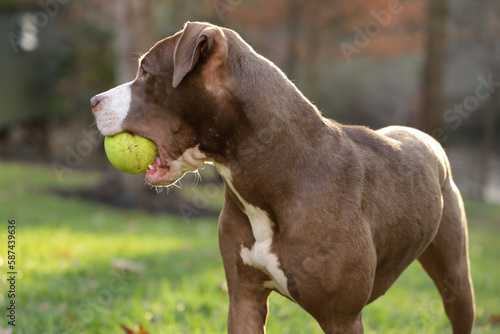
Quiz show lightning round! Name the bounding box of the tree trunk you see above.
[115,0,155,83]
[302,1,322,102]
[282,0,302,81]
[421,0,448,141]
[112,0,155,198]
[477,86,499,200]
[476,0,499,200]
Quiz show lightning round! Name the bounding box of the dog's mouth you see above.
[144,139,208,187]
[144,142,178,187]
[145,156,172,186]
[146,156,183,187]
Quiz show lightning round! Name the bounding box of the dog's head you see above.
[91,22,250,186]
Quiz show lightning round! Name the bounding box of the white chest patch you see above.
[217,165,293,300]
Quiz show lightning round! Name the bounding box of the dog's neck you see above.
[209,46,343,215]
[232,48,328,131]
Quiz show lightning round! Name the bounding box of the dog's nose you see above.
[90,95,102,114]
[90,95,101,108]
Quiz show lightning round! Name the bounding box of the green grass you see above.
[0,161,499,333]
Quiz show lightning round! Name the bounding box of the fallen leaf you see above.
[121,323,150,334]
[491,314,500,324]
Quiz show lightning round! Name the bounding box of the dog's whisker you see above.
[165,184,174,194]
[172,179,182,189]
[144,180,155,191]
[191,170,202,188]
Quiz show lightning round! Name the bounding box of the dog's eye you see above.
[139,66,150,79]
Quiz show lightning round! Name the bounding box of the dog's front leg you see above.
[226,287,271,333]
[219,191,272,334]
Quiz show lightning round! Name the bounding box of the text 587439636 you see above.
[6,219,17,327]
[8,220,16,267]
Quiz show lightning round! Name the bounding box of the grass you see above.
[0,161,499,333]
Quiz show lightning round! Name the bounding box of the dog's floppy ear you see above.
[172,22,228,88]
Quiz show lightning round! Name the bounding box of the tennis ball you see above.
[104,132,158,174]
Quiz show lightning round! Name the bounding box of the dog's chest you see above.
[217,165,293,300]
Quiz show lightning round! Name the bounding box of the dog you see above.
[91,22,475,333]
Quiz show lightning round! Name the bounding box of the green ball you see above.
[104,133,158,174]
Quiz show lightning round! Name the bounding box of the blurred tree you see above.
[477,0,500,199]
[112,0,157,198]
[282,0,301,80]
[0,8,55,159]
[198,0,425,124]
[301,0,323,102]
[0,1,117,162]
[115,0,155,83]
[421,0,448,139]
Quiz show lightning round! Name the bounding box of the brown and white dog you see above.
[91,22,475,333]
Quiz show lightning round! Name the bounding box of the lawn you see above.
[0,161,499,333]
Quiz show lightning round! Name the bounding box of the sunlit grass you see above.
[0,161,498,333]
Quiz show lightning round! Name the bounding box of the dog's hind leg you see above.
[418,178,475,334]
